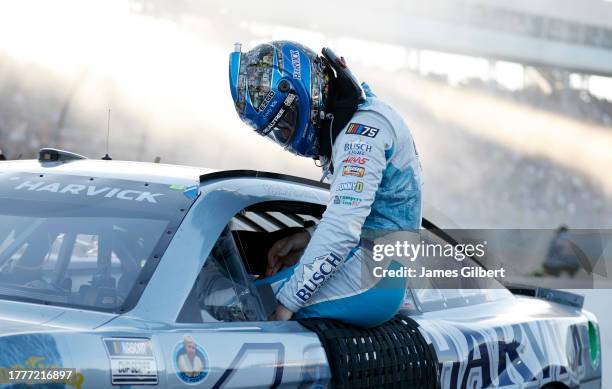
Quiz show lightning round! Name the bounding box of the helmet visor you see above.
[262,93,298,146]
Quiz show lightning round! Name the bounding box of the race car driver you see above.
[228,41,422,328]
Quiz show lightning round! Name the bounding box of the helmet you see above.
[229,41,329,158]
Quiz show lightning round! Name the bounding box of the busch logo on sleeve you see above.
[295,253,343,303]
[346,123,379,138]
[344,142,372,155]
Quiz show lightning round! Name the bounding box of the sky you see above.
[1,0,611,103]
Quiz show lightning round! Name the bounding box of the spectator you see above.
[543,225,580,278]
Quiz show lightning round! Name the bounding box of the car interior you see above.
[177,201,326,323]
[177,199,513,323]
[0,217,166,310]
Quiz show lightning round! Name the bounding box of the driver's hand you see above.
[268,303,293,321]
[266,231,311,276]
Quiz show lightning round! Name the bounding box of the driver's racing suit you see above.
[264,96,423,328]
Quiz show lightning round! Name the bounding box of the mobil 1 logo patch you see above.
[346,123,379,138]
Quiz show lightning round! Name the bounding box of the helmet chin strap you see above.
[317,156,332,183]
[316,67,364,178]
[316,112,335,182]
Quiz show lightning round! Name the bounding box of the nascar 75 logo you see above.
[346,123,379,138]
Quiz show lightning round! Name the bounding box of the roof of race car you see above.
[1,157,449,236]
[0,158,214,186]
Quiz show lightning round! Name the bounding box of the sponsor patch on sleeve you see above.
[333,195,362,206]
[295,253,343,303]
[344,142,373,155]
[342,156,369,164]
[345,123,379,138]
[342,165,366,177]
[336,181,363,193]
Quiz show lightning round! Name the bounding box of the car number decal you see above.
[212,343,284,389]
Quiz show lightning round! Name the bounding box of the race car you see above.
[0,148,602,388]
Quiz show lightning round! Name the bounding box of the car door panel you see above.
[155,322,330,388]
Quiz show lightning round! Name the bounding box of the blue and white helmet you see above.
[229,41,329,158]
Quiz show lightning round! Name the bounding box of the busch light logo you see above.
[295,253,343,303]
[290,50,301,80]
[344,142,372,155]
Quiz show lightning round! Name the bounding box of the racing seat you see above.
[299,314,438,389]
[78,274,118,308]
[78,285,117,307]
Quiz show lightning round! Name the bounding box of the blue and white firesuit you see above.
[262,96,423,328]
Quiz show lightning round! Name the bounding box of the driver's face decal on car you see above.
[173,336,209,385]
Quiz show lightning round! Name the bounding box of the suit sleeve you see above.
[277,112,394,312]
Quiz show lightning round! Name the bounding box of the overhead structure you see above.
[201,0,612,77]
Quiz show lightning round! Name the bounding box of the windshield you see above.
[0,171,194,312]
